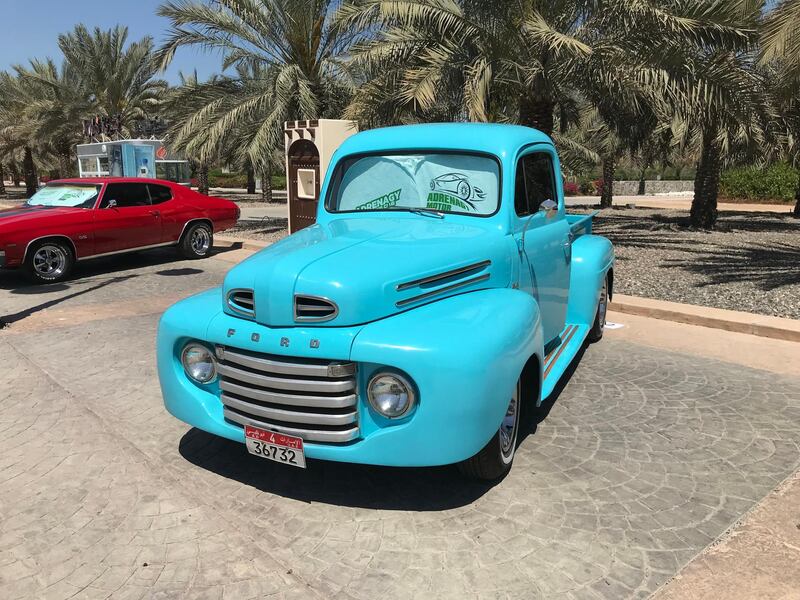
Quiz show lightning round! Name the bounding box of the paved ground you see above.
[2,247,800,598]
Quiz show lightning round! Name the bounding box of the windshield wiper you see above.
[408,207,445,219]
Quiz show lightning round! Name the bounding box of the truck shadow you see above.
[178,428,496,510]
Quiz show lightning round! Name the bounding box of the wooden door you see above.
[288,139,321,233]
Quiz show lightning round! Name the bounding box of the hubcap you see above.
[32,245,67,279]
[598,278,608,329]
[191,228,211,254]
[499,384,519,459]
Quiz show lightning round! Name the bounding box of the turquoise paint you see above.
[157,123,614,468]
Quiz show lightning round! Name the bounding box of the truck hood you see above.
[0,204,84,227]
[222,216,513,327]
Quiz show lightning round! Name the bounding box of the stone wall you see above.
[611,180,694,195]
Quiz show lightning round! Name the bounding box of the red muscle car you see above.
[0,178,239,283]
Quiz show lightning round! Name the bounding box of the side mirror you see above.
[106,199,117,209]
[539,198,557,216]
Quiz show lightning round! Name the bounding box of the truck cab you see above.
[157,123,614,480]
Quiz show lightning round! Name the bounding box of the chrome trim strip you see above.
[294,294,339,323]
[396,273,491,307]
[226,288,256,319]
[218,346,336,378]
[221,394,357,426]
[220,380,357,409]
[224,408,360,443]
[396,259,492,291]
[77,241,175,261]
[218,363,356,393]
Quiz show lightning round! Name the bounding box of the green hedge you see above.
[720,162,798,202]
[208,170,287,190]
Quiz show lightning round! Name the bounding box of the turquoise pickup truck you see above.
[157,123,614,480]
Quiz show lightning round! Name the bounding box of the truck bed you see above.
[565,211,598,237]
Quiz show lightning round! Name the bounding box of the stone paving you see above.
[2,252,800,598]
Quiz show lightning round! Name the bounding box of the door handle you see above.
[149,210,160,216]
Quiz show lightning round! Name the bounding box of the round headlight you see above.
[367,372,415,418]
[181,343,217,383]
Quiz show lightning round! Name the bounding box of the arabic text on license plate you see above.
[244,425,306,468]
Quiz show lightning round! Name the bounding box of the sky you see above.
[0,0,224,83]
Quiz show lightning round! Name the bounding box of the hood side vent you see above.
[396,259,492,292]
[396,273,490,308]
[227,288,255,319]
[295,295,338,322]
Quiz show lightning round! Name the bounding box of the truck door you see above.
[513,149,571,343]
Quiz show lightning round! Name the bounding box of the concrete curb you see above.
[610,294,800,343]
[215,235,270,251]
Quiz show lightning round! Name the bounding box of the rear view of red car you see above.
[0,178,239,283]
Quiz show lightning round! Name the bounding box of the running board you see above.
[541,323,590,400]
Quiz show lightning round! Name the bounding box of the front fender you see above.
[566,234,614,326]
[347,288,543,465]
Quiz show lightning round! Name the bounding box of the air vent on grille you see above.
[227,289,255,318]
[294,295,338,322]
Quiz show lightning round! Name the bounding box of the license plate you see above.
[244,425,306,468]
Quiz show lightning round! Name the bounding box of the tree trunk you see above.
[58,147,73,179]
[600,156,614,208]
[690,131,721,229]
[793,173,800,218]
[261,165,273,203]
[519,96,554,137]
[10,161,20,186]
[246,165,256,194]
[637,169,646,195]
[23,146,37,197]
[197,164,209,195]
[0,163,6,196]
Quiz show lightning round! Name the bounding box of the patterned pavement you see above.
[1,255,800,599]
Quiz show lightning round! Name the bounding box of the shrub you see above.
[563,181,579,196]
[579,178,596,195]
[720,162,798,202]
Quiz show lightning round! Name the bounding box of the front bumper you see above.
[157,288,539,467]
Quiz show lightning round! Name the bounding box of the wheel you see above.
[457,180,471,200]
[458,379,521,480]
[24,240,74,284]
[179,222,213,259]
[587,273,609,343]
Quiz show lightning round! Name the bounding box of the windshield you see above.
[26,184,101,208]
[328,153,500,216]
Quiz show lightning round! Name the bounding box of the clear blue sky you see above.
[0,0,224,83]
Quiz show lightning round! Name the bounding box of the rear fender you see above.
[566,234,614,326]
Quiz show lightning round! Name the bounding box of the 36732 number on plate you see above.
[244,425,306,468]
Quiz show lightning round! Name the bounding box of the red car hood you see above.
[0,204,85,227]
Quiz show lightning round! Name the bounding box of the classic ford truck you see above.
[157,123,614,480]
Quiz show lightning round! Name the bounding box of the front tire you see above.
[587,273,609,343]
[179,222,213,259]
[24,240,74,284]
[458,379,521,480]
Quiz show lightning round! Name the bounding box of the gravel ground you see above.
[226,207,800,319]
[225,215,290,244]
[588,207,800,319]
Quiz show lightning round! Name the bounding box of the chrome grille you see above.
[227,289,255,318]
[216,345,358,443]
[294,295,338,322]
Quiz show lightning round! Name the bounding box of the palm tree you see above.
[761,0,800,217]
[156,0,358,179]
[0,70,41,196]
[57,25,167,135]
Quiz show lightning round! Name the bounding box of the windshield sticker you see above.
[427,172,485,211]
[355,188,402,211]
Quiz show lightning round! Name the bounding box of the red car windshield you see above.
[26,183,102,209]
